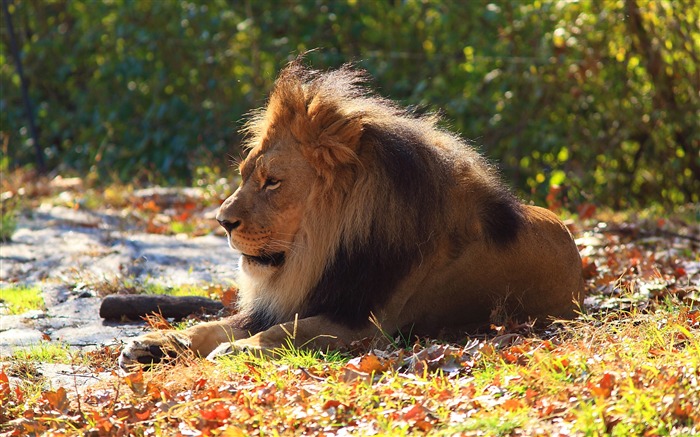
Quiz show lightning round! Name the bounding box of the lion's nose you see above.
[217,219,241,234]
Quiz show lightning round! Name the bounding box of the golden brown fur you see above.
[119,61,584,368]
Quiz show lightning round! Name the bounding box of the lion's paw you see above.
[119,332,191,370]
[206,339,274,361]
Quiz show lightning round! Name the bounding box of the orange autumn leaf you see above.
[141,200,160,213]
[501,350,520,364]
[201,405,230,421]
[0,368,10,399]
[143,312,173,330]
[134,409,152,421]
[147,381,168,401]
[402,404,427,421]
[220,286,239,309]
[414,419,434,432]
[537,402,556,418]
[193,378,207,391]
[14,384,24,403]
[124,370,147,396]
[322,400,344,411]
[502,398,524,411]
[590,372,616,398]
[42,387,69,412]
[525,388,539,404]
[344,353,393,378]
[356,354,390,373]
[174,211,190,222]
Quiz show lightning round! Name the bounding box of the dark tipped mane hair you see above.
[240,60,525,332]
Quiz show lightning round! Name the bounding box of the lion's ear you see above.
[314,118,362,167]
[305,102,363,170]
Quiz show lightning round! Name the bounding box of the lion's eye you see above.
[263,178,281,191]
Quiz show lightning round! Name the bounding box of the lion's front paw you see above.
[119,332,191,370]
[205,338,274,361]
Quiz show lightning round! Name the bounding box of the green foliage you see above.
[0,285,44,314]
[1,0,698,207]
[0,201,17,242]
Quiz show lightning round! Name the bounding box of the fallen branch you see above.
[99,294,223,320]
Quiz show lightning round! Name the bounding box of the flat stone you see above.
[0,327,46,348]
[0,196,239,360]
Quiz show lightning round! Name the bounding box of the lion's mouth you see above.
[242,252,286,267]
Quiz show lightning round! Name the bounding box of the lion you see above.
[119,61,584,369]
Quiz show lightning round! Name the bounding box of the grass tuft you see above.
[11,342,75,365]
[0,285,45,314]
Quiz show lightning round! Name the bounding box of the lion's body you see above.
[394,206,584,331]
[119,62,584,368]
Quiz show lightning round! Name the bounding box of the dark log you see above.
[100,294,223,320]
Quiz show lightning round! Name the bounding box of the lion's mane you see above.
[237,62,525,334]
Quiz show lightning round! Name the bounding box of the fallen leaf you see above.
[201,405,230,421]
[589,372,616,398]
[42,387,69,412]
[502,398,524,411]
[402,404,427,421]
[322,400,343,411]
[219,425,247,437]
[414,419,434,432]
[143,311,174,330]
[220,286,239,308]
[193,378,207,391]
[347,354,391,374]
[342,367,372,384]
[525,388,538,404]
[0,368,10,400]
[134,409,151,421]
[124,370,146,396]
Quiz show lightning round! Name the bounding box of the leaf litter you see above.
[1,186,699,435]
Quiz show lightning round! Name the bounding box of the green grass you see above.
[92,276,216,298]
[150,283,212,298]
[11,342,75,365]
[216,341,349,383]
[455,410,530,436]
[137,280,213,298]
[0,285,45,314]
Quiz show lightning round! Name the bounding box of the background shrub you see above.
[1,0,698,207]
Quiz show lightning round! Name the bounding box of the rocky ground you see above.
[0,187,238,389]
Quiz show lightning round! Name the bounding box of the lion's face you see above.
[217,133,316,277]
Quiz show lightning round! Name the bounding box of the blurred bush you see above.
[1,0,698,207]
